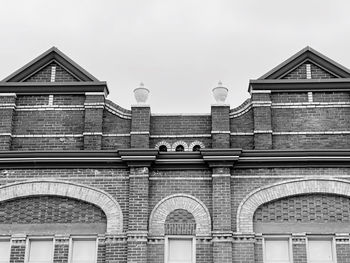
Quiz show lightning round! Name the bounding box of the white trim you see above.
[0,238,11,263]
[102,133,131,137]
[150,134,211,138]
[48,95,54,106]
[272,102,350,108]
[308,91,313,102]
[263,236,293,263]
[149,177,212,181]
[105,103,131,119]
[25,237,54,263]
[251,90,271,94]
[230,132,254,136]
[306,64,312,79]
[83,132,103,136]
[212,173,230,178]
[230,104,252,118]
[0,93,16,97]
[211,103,230,107]
[273,131,350,135]
[85,92,106,97]
[151,113,210,116]
[254,130,273,134]
[306,236,337,263]
[12,134,84,138]
[165,235,196,263]
[172,141,189,151]
[69,236,98,263]
[155,141,172,151]
[50,66,56,82]
[130,131,149,135]
[131,104,150,108]
[211,131,230,134]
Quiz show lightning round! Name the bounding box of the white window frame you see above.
[165,235,196,263]
[0,237,11,263]
[263,235,293,263]
[25,237,54,263]
[68,236,98,263]
[306,236,337,263]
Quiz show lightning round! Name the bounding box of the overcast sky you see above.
[1,0,349,113]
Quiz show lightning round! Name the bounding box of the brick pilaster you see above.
[10,234,26,263]
[127,167,149,263]
[212,167,232,263]
[53,235,69,263]
[83,92,105,149]
[105,235,127,263]
[252,91,272,149]
[232,234,255,263]
[335,234,350,263]
[292,234,307,263]
[0,94,16,150]
[211,104,230,148]
[131,105,150,148]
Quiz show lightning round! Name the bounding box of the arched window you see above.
[192,145,201,151]
[175,145,184,152]
[159,145,168,152]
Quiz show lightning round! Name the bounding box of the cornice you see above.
[0,82,109,95]
[0,149,349,169]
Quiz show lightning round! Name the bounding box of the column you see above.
[211,104,230,148]
[10,234,26,263]
[212,167,232,263]
[252,91,272,149]
[0,93,16,150]
[53,235,69,263]
[131,105,150,148]
[127,167,149,263]
[84,92,105,149]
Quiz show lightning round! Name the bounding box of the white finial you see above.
[212,81,228,104]
[134,82,150,104]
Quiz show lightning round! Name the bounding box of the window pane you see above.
[309,240,333,261]
[265,239,290,262]
[0,240,10,262]
[71,239,96,263]
[28,240,53,263]
[168,239,192,263]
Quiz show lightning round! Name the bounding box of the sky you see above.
[0,0,350,113]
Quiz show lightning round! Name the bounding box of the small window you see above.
[192,145,201,151]
[264,238,291,263]
[27,239,53,263]
[159,145,168,152]
[166,237,194,263]
[175,145,184,152]
[0,240,10,263]
[71,239,97,263]
[308,239,335,263]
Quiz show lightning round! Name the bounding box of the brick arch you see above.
[149,194,211,236]
[237,178,350,233]
[0,180,123,234]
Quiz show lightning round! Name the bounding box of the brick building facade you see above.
[0,46,350,263]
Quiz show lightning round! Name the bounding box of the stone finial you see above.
[133,82,150,104]
[212,81,228,104]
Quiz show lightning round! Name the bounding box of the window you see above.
[27,239,53,263]
[0,239,10,263]
[175,145,184,152]
[264,238,292,263]
[192,145,201,151]
[159,145,168,152]
[308,238,335,263]
[70,238,97,263]
[165,236,195,263]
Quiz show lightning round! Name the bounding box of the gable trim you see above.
[259,47,350,80]
[2,47,99,82]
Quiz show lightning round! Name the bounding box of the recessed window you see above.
[27,239,53,263]
[192,145,201,151]
[166,237,194,263]
[264,238,291,263]
[159,145,168,152]
[71,239,97,263]
[308,239,335,263]
[0,240,10,263]
[175,145,184,152]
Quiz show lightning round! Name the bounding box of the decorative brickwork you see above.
[0,180,122,233]
[238,178,350,233]
[25,62,79,82]
[254,193,350,223]
[149,194,211,236]
[165,209,196,235]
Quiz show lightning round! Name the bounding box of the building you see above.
[0,46,350,263]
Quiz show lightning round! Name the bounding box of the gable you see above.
[282,61,337,80]
[259,47,350,80]
[2,47,99,82]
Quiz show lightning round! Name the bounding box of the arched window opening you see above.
[175,145,184,152]
[192,145,201,151]
[159,145,168,152]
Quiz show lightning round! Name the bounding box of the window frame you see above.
[165,235,196,263]
[306,236,337,263]
[263,235,293,263]
[25,237,54,263]
[0,237,11,263]
[68,236,98,263]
